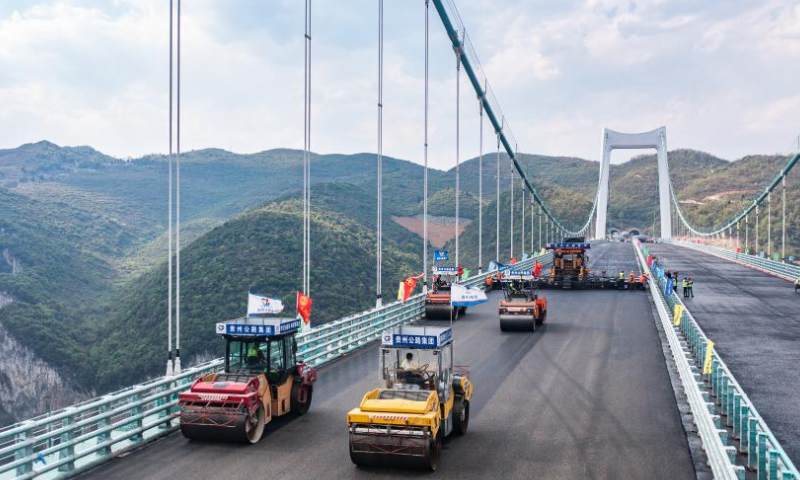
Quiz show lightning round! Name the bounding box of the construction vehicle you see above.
[536,238,643,290]
[425,266,464,320]
[347,325,472,471]
[545,241,591,288]
[499,269,548,331]
[178,316,316,443]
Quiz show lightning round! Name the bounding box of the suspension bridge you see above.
[1,1,800,479]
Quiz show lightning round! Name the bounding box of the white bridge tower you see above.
[594,126,671,240]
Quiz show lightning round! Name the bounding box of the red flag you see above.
[296,291,312,326]
[400,273,424,303]
[510,257,517,265]
[533,260,542,278]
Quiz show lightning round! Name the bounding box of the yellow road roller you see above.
[347,325,473,471]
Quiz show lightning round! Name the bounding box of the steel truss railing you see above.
[635,241,799,480]
[0,253,550,480]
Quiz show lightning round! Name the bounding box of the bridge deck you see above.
[648,243,800,465]
[78,243,694,480]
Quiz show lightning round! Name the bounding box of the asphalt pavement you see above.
[78,242,695,480]
[648,243,800,465]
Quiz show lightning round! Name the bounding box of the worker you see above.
[795,277,800,293]
[687,277,695,298]
[682,277,689,298]
[401,352,418,370]
[628,271,635,284]
[245,343,264,368]
[400,352,423,386]
[618,270,625,289]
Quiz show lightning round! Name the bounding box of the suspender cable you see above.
[768,192,771,257]
[745,214,749,252]
[166,0,174,377]
[303,0,312,297]
[530,198,533,253]
[423,0,429,291]
[521,188,525,254]
[375,0,384,307]
[755,204,760,254]
[174,0,182,374]
[510,165,514,260]
[478,99,483,273]
[538,205,542,251]
[455,51,461,269]
[782,176,786,260]
[495,133,500,263]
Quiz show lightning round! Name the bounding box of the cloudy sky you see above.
[0,0,799,168]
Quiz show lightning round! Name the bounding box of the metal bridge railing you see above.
[670,240,800,282]
[0,252,551,480]
[636,242,799,480]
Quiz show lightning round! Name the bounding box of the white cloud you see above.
[0,0,799,167]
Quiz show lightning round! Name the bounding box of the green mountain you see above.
[2,140,799,424]
[91,183,422,391]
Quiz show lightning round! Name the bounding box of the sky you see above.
[1,0,799,169]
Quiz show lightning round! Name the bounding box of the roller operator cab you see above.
[499,270,548,331]
[425,266,464,320]
[178,316,316,444]
[347,326,473,471]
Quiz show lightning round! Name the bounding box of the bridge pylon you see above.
[594,126,671,240]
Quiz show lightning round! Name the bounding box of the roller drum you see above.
[425,303,456,320]
[499,314,535,332]
[180,405,265,444]
[349,428,440,471]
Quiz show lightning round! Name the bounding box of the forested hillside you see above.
[92,184,422,391]
[1,140,798,424]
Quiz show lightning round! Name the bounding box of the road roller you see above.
[425,266,463,320]
[347,325,473,471]
[178,316,316,443]
[499,269,547,331]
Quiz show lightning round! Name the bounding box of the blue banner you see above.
[434,250,448,261]
[665,278,674,296]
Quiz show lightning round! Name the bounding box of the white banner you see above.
[450,283,488,307]
[247,293,284,316]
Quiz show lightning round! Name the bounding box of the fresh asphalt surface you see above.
[79,243,695,480]
[649,243,800,465]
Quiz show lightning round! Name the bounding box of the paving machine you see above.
[347,326,473,471]
[178,316,316,443]
[499,269,548,331]
[537,238,643,290]
[425,266,464,320]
